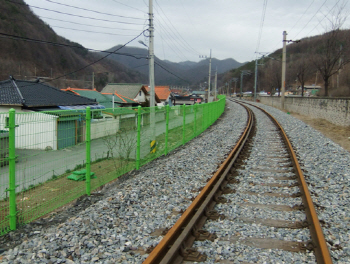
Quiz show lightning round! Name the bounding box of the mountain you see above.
[0,0,147,90]
[0,0,242,90]
[105,45,243,86]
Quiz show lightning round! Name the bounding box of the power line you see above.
[111,0,146,14]
[0,31,148,59]
[155,20,189,61]
[0,6,142,32]
[288,0,315,32]
[255,0,268,53]
[154,61,190,83]
[305,0,344,36]
[47,25,142,37]
[42,0,144,20]
[7,0,145,25]
[293,0,328,39]
[268,0,328,54]
[38,16,141,31]
[156,0,200,55]
[5,30,148,87]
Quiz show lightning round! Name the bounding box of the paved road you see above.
[0,111,200,198]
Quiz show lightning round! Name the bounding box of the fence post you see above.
[165,105,169,155]
[136,106,141,169]
[182,104,186,145]
[6,109,17,230]
[85,107,91,196]
[193,103,197,137]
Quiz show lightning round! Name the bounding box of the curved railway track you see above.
[144,100,332,264]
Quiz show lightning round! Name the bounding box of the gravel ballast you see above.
[251,101,350,264]
[1,99,349,263]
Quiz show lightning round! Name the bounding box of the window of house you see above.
[139,91,141,96]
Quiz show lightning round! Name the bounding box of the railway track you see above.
[144,100,332,263]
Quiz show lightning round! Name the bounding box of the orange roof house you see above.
[145,86,171,102]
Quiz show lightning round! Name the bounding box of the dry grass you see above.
[288,112,350,153]
[0,158,134,233]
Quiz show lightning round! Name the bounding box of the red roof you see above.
[145,86,171,101]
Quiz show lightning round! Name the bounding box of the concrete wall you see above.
[258,96,350,126]
[91,117,120,140]
[0,112,58,150]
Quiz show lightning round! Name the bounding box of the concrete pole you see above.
[207,49,212,102]
[92,72,94,90]
[281,31,287,109]
[240,72,243,99]
[214,67,217,100]
[149,0,156,139]
[254,58,258,102]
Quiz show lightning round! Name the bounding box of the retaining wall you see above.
[258,96,350,126]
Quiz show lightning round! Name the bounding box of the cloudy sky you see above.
[24,0,349,63]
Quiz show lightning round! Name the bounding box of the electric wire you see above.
[154,0,200,56]
[255,0,268,53]
[1,5,142,31]
[46,25,142,37]
[7,0,145,25]
[154,61,190,83]
[293,0,328,39]
[0,30,148,86]
[268,0,328,55]
[288,0,315,33]
[154,19,189,61]
[304,0,345,37]
[42,0,144,20]
[0,31,149,59]
[10,30,147,88]
[153,8,189,61]
[111,0,146,14]
[38,16,141,31]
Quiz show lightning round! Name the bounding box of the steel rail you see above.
[143,104,254,264]
[249,103,333,264]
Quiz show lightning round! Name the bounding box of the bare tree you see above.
[311,6,350,96]
[263,59,281,95]
[295,58,314,96]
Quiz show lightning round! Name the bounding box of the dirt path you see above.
[288,112,350,153]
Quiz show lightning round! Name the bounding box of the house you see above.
[0,77,99,112]
[145,86,172,106]
[101,83,160,106]
[172,94,204,105]
[62,88,139,108]
[191,91,207,98]
[0,77,102,150]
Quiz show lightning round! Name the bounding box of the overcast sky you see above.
[24,0,349,63]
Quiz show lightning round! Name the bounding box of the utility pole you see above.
[281,31,287,109]
[254,58,258,101]
[207,49,212,103]
[214,67,217,100]
[240,70,251,99]
[254,54,266,101]
[149,0,156,140]
[92,72,94,90]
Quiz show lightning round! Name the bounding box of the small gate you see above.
[57,120,76,149]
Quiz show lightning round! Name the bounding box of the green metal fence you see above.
[0,95,226,235]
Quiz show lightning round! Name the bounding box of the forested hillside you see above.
[223,28,350,97]
[0,0,147,90]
